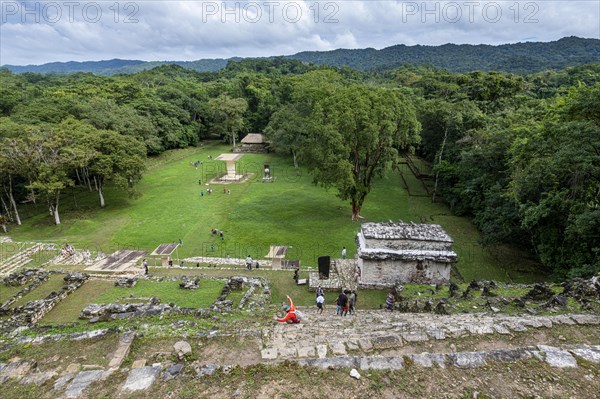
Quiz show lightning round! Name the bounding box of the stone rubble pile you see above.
[80,298,175,322]
[562,274,600,300]
[522,283,555,301]
[1,269,48,287]
[114,277,137,288]
[63,273,89,284]
[179,276,200,289]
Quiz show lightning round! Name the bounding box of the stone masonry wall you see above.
[363,238,452,252]
[358,258,450,287]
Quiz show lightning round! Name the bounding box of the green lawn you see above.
[42,278,225,324]
[0,284,22,304]
[42,279,115,324]
[149,268,390,309]
[11,274,66,308]
[93,279,224,308]
[4,142,544,283]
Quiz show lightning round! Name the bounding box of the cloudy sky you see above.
[1,0,599,65]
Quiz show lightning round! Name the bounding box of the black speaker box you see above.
[318,256,330,279]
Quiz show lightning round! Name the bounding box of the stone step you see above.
[0,243,46,276]
[262,311,600,357]
[292,344,600,370]
[5,343,599,396]
[108,332,136,370]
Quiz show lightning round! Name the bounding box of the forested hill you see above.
[4,36,599,75]
[291,36,600,74]
[3,58,234,75]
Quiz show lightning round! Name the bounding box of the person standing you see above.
[349,290,357,315]
[338,290,349,316]
[142,259,148,275]
[246,255,253,270]
[316,286,324,298]
[342,247,347,260]
[385,292,395,311]
[316,292,325,314]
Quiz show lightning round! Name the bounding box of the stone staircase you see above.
[2,312,600,397]
[0,243,47,276]
[260,308,600,362]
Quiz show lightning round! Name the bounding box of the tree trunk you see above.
[98,182,105,208]
[232,130,236,147]
[29,181,36,204]
[53,191,61,225]
[292,150,298,169]
[1,195,13,222]
[84,168,93,192]
[0,224,6,233]
[432,127,449,203]
[351,200,361,221]
[8,175,21,225]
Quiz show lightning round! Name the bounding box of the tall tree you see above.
[24,125,84,225]
[83,128,146,207]
[209,94,248,146]
[264,103,309,168]
[294,75,420,219]
[510,84,600,277]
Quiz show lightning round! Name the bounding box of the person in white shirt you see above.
[316,293,325,314]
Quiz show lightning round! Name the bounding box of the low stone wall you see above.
[78,275,273,322]
[115,277,137,288]
[180,277,200,289]
[1,273,89,332]
[1,269,48,287]
[0,270,52,313]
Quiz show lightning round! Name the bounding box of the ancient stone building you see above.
[234,133,269,153]
[356,222,457,287]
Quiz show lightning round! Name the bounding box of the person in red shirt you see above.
[275,295,300,323]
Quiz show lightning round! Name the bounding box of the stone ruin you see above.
[356,221,457,288]
[115,277,137,288]
[228,277,244,291]
[562,275,600,300]
[78,275,272,322]
[179,277,200,289]
[213,276,270,312]
[382,275,600,315]
[522,283,555,301]
[79,297,186,322]
[1,272,89,331]
[1,270,52,313]
[63,272,88,284]
[1,269,48,287]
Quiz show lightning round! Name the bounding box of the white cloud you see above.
[0,1,598,65]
